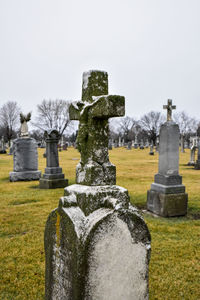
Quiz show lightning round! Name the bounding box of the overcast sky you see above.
[0,0,200,121]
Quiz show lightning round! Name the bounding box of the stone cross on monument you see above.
[45,70,151,300]
[163,99,176,121]
[147,98,188,217]
[69,70,125,185]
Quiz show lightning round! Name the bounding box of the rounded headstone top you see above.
[82,70,108,103]
[44,129,60,141]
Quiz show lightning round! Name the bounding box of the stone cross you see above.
[163,99,176,121]
[69,70,125,185]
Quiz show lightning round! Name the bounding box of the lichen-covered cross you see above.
[163,99,176,121]
[69,70,125,186]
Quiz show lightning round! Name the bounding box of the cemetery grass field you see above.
[0,148,200,300]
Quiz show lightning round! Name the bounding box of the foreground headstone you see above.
[147,99,188,217]
[45,70,151,300]
[9,113,41,181]
[39,129,68,189]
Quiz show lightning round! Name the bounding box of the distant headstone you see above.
[188,137,198,166]
[127,141,132,150]
[0,136,6,154]
[39,129,68,189]
[118,136,122,147]
[140,139,144,149]
[108,139,112,150]
[149,142,154,155]
[8,140,14,155]
[9,113,41,181]
[44,70,151,300]
[63,143,68,150]
[155,136,159,152]
[194,141,200,169]
[134,134,138,149]
[147,99,188,217]
[145,139,149,148]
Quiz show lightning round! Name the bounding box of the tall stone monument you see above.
[147,99,188,217]
[9,113,41,181]
[44,70,151,300]
[39,129,68,189]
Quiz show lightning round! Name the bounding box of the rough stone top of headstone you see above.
[82,70,108,103]
[44,129,60,141]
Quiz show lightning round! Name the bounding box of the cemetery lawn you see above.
[0,148,199,300]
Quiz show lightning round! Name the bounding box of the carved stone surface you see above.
[147,102,188,217]
[9,137,41,181]
[69,70,125,185]
[39,129,68,189]
[45,185,151,300]
[45,70,151,300]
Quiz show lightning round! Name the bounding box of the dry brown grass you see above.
[0,147,199,299]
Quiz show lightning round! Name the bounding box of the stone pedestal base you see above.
[39,178,68,189]
[147,189,188,217]
[45,184,151,300]
[9,170,41,182]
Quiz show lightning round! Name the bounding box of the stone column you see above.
[39,129,68,189]
[147,104,188,217]
[44,70,151,300]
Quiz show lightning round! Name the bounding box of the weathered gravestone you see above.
[149,142,154,155]
[194,140,200,169]
[8,140,14,155]
[0,136,6,154]
[39,129,68,189]
[147,99,188,217]
[134,134,138,149]
[9,113,41,181]
[140,139,144,149]
[44,70,151,300]
[127,141,132,150]
[188,137,198,166]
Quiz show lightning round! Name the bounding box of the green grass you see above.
[0,147,200,299]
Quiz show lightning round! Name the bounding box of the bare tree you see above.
[139,111,165,145]
[0,101,21,144]
[118,116,137,142]
[33,99,72,136]
[173,111,198,152]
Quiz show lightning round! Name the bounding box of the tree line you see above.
[0,100,199,147]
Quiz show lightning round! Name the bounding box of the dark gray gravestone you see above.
[39,129,68,189]
[149,143,154,155]
[44,70,151,300]
[9,138,41,181]
[194,141,200,169]
[147,99,188,217]
[0,136,6,154]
